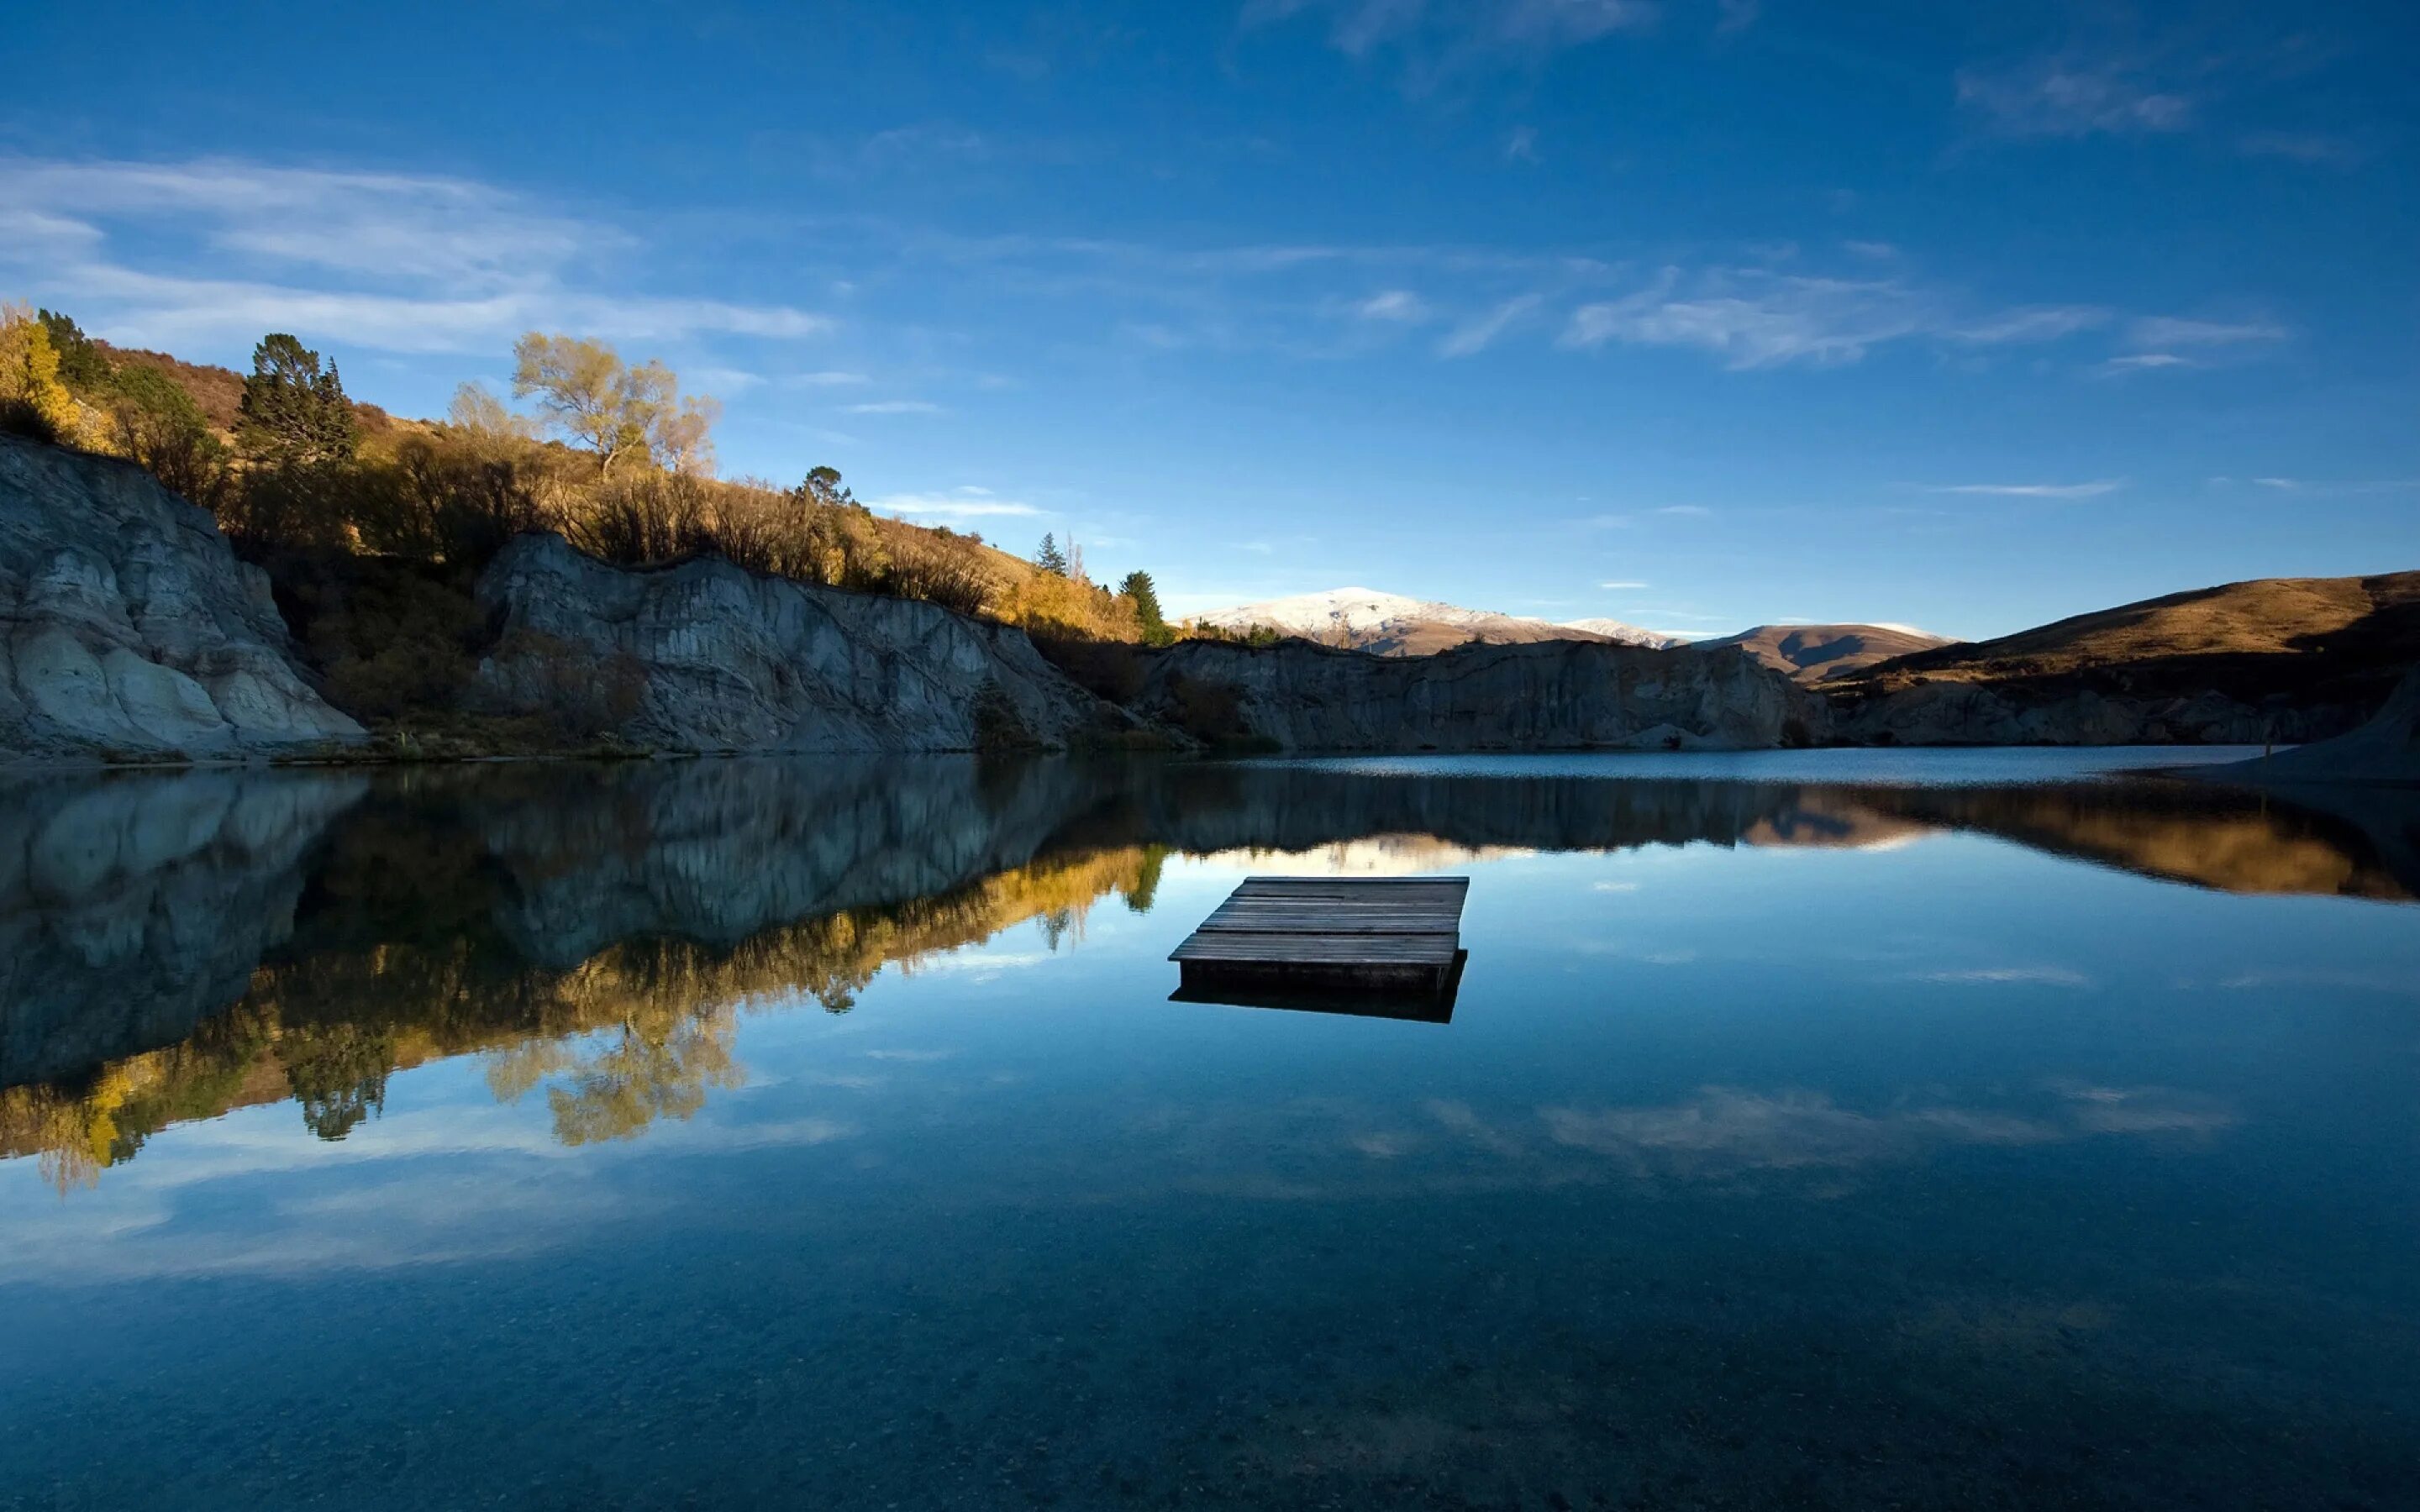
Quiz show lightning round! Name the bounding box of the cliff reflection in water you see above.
[3,756,2412,1189]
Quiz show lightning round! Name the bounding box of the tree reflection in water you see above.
[3,755,2412,1189]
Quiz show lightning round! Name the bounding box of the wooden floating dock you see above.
[1169,876,1470,1020]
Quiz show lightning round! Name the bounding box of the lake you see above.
[3,752,2415,1509]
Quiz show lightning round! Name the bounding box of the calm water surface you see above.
[2,753,2415,1509]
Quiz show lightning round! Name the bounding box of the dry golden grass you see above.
[1849,570,2420,703]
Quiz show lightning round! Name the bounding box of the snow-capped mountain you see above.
[1189,588,1685,656]
[1558,617,1694,647]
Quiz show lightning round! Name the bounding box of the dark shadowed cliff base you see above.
[2188,664,2420,787]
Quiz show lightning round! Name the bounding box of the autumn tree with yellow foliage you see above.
[0,302,81,443]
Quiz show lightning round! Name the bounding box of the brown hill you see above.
[1707,623,1949,682]
[97,339,402,438]
[1349,617,1625,657]
[1842,571,2420,711]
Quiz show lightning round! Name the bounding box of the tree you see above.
[446,380,533,442]
[795,465,855,509]
[510,332,718,479]
[1119,570,1173,646]
[111,366,228,506]
[1035,533,1068,575]
[0,304,79,443]
[238,333,358,465]
[35,309,113,394]
[651,389,721,476]
[512,333,639,475]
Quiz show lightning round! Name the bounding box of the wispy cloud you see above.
[2216,475,2420,496]
[1555,266,2107,371]
[1597,579,1649,589]
[2237,129,2360,166]
[843,399,945,415]
[1354,288,1431,322]
[1950,305,2110,344]
[686,365,764,395]
[1246,0,1657,76]
[1503,124,1539,162]
[1956,58,2192,139]
[1438,291,1543,356]
[865,488,1042,520]
[784,370,871,387]
[2127,315,2287,347]
[1655,504,1712,517]
[1926,481,2119,498]
[0,155,829,355]
[1912,966,2094,987]
[2093,352,2196,376]
[1715,0,1760,36]
[1926,480,2122,499]
[1563,267,1930,368]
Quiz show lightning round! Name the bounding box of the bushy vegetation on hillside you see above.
[1,305,1162,645]
[2,305,1208,733]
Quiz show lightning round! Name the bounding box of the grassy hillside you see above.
[1843,571,2420,710]
[95,339,405,438]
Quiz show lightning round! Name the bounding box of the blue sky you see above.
[4,1,2414,638]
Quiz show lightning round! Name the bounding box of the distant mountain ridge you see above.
[1189,587,1682,655]
[1559,617,1699,645]
[1707,623,1953,682]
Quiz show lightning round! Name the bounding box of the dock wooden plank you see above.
[1169,875,1470,1000]
[1222,881,1465,893]
[1172,933,1460,963]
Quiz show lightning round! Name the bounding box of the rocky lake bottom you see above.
[2,750,2415,1509]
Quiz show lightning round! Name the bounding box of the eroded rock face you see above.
[0,436,365,762]
[1133,638,1818,751]
[473,534,1137,753]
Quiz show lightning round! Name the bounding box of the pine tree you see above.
[1119,570,1173,646]
[1036,533,1069,575]
[239,333,359,466]
[36,310,113,394]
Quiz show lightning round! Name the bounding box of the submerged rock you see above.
[472,533,1142,753]
[0,436,366,763]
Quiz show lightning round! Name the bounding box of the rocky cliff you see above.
[0,435,365,762]
[472,533,1143,753]
[1133,637,1817,751]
